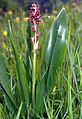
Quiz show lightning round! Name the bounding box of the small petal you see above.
[31,37,35,44]
[36,32,42,37]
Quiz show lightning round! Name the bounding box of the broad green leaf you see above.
[36,8,67,114]
[47,13,67,91]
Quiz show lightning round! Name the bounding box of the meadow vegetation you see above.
[0,2,82,119]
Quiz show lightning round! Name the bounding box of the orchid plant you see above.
[0,3,67,119]
[29,4,41,110]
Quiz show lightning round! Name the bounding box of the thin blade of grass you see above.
[16,102,23,119]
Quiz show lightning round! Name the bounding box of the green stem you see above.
[32,26,37,110]
[68,66,73,119]
[32,50,36,109]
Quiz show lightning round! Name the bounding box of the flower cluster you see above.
[29,3,41,32]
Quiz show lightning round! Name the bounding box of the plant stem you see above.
[32,25,37,110]
[32,50,36,109]
[68,66,73,119]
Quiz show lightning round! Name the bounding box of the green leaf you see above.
[26,21,32,54]
[24,50,32,97]
[35,78,46,114]
[36,8,67,114]
[0,53,17,112]
[0,104,3,119]
[8,20,29,105]
[24,21,32,97]
[47,13,67,91]
[43,8,67,91]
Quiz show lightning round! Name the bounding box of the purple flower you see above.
[29,3,41,32]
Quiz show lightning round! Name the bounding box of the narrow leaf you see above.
[8,20,29,105]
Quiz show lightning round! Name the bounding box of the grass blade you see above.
[16,102,23,119]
